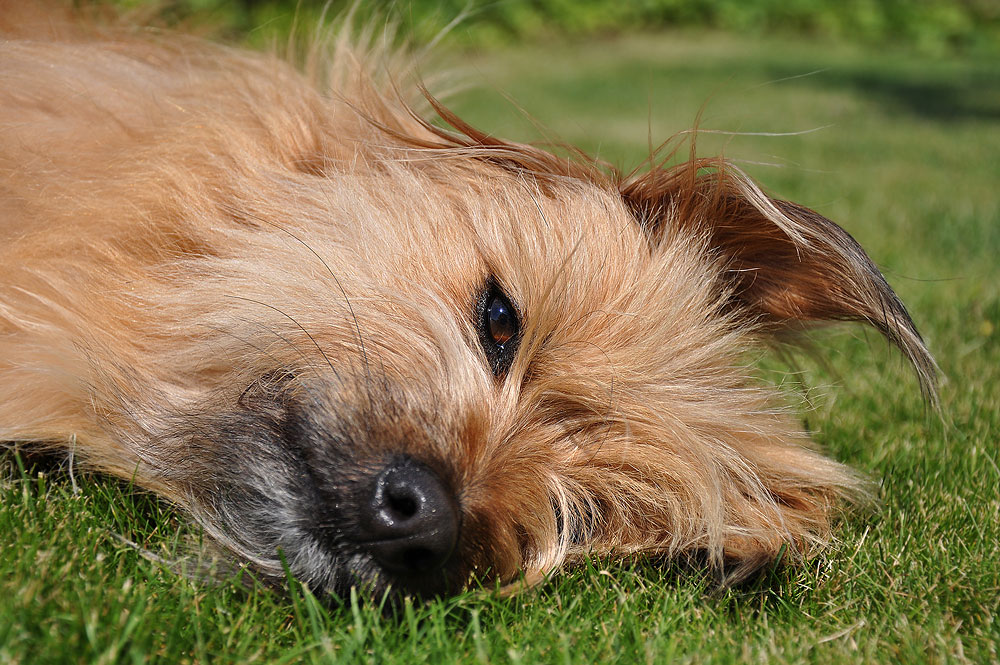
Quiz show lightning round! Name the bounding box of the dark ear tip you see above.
[783,202,941,405]
[912,349,941,408]
[893,327,940,407]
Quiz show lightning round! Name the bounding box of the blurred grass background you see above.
[2,1,998,663]
[127,0,1000,55]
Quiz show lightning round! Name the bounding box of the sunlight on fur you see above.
[0,4,935,600]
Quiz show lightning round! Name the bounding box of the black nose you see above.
[359,458,459,579]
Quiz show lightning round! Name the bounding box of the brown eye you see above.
[487,295,516,347]
[477,281,520,376]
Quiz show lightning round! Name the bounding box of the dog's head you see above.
[116,93,934,600]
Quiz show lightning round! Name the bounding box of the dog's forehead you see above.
[337,167,659,297]
[307,166,676,325]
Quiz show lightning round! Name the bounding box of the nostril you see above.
[359,457,460,578]
[383,486,418,521]
[371,463,436,533]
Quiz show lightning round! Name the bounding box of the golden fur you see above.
[0,7,935,598]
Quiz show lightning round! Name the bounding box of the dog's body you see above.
[0,10,934,598]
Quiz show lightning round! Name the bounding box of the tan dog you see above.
[0,10,935,599]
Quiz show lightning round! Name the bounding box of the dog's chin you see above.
[300,504,469,601]
[319,552,467,603]
[266,536,461,603]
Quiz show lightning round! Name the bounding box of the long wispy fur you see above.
[0,6,935,597]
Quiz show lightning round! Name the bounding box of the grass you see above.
[2,30,998,664]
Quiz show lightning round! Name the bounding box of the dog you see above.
[0,6,936,600]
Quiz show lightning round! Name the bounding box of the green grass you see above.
[3,31,998,664]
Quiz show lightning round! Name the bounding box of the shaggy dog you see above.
[0,7,935,599]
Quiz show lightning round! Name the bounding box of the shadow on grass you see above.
[768,64,1000,122]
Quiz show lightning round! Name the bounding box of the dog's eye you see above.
[477,281,521,376]
[487,296,516,347]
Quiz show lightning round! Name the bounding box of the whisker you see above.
[229,207,373,389]
[224,295,339,381]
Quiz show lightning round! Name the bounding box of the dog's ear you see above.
[620,158,937,399]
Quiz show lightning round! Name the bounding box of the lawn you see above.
[2,29,998,664]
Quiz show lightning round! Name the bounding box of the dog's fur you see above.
[0,7,935,599]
